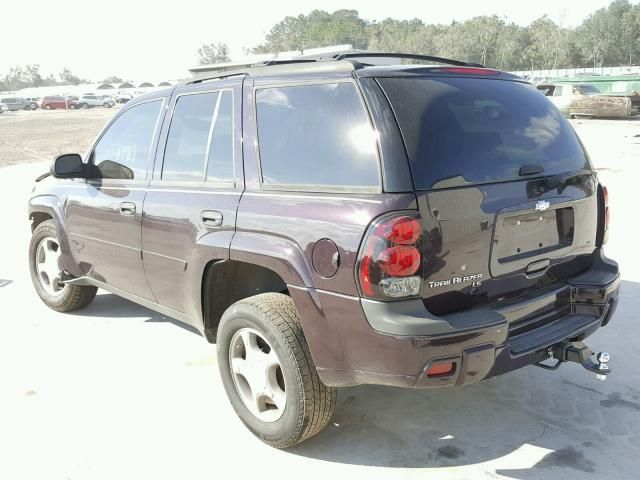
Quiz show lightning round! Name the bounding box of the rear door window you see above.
[255,82,380,191]
[378,77,589,190]
[206,90,234,183]
[162,92,219,182]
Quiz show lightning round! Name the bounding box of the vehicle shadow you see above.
[287,280,640,477]
[69,292,201,336]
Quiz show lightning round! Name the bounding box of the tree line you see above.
[3,0,639,92]
[0,66,90,92]
[201,0,640,71]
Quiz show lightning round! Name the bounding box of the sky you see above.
[0,0,628,82]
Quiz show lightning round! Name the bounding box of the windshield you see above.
[378,77,590,189]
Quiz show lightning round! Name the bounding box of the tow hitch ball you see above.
[536,341,611,381]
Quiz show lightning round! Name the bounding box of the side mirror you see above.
[51,153,85,179]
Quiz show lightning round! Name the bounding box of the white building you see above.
[8,80,178,99]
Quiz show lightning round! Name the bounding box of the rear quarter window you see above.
[378,77,590,190]
[255,82,380,191]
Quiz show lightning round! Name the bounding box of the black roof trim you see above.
[185,52,487,85]
[332,52,480,67]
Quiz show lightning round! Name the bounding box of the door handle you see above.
[119,202,136,216]
[201,210,223,227]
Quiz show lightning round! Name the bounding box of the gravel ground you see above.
[0,107,119,167]
[0,113,639,479]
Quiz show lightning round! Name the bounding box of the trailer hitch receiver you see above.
[535,341,611,381]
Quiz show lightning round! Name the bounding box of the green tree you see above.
[254,9,367,54]
[102,76,124,84]
[197,42,231,64]
[59,68,85,85]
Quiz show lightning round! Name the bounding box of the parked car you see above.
[40,96,79,110]
[537,82,640,118]
[0,102,8,113]
[28,53,619,449]
[24,97,40,109]
[0,97,36,111]
[78,94,115,108]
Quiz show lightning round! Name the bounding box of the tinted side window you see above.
[92,100,162,180]
[256,83,380,190]
[553,86,563,96]
[206,90,234,183]
[163,92,218,182]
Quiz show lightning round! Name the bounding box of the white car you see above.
[78,95,115,108]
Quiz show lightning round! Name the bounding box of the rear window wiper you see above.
[519,163,544,176]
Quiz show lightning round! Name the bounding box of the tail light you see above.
[357,213,423,299]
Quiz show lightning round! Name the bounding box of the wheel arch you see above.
[29,195,83,278]
[201,259,290,342]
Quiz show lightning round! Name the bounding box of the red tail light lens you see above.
[358,212,423,299]
[385,216,421,245]
[378,246,421,276]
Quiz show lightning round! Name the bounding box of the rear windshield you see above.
[378,77,590,190]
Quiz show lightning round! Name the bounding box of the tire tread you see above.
[232,293,336,448]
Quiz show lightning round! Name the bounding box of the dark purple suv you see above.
[28,53,619,448]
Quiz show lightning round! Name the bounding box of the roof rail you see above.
[255,58,318,67]
[332,52,481,68]
[187,72,249,85]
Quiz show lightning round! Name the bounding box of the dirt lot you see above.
[0,112,639,479]
[0,107,119,167]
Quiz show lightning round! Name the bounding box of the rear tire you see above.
[217,293,336,448]
[29,220,97,312]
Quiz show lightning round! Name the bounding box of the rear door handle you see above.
[201,210,223,227]
[120,202,136,216]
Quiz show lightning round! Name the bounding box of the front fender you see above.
[29,194,82,278]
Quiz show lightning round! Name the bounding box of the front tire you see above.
[217,293,336,448]
[29,220,97,312]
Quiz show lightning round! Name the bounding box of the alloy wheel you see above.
[229,327,287,422]
[35,237,66,296]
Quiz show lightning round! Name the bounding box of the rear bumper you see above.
[293,250,619,388]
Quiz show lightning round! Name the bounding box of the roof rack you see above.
[185,52,485,85]
[252,52,481,69]
[187,72,248,85]
[331,52,482,67]
[257,58,318,67]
